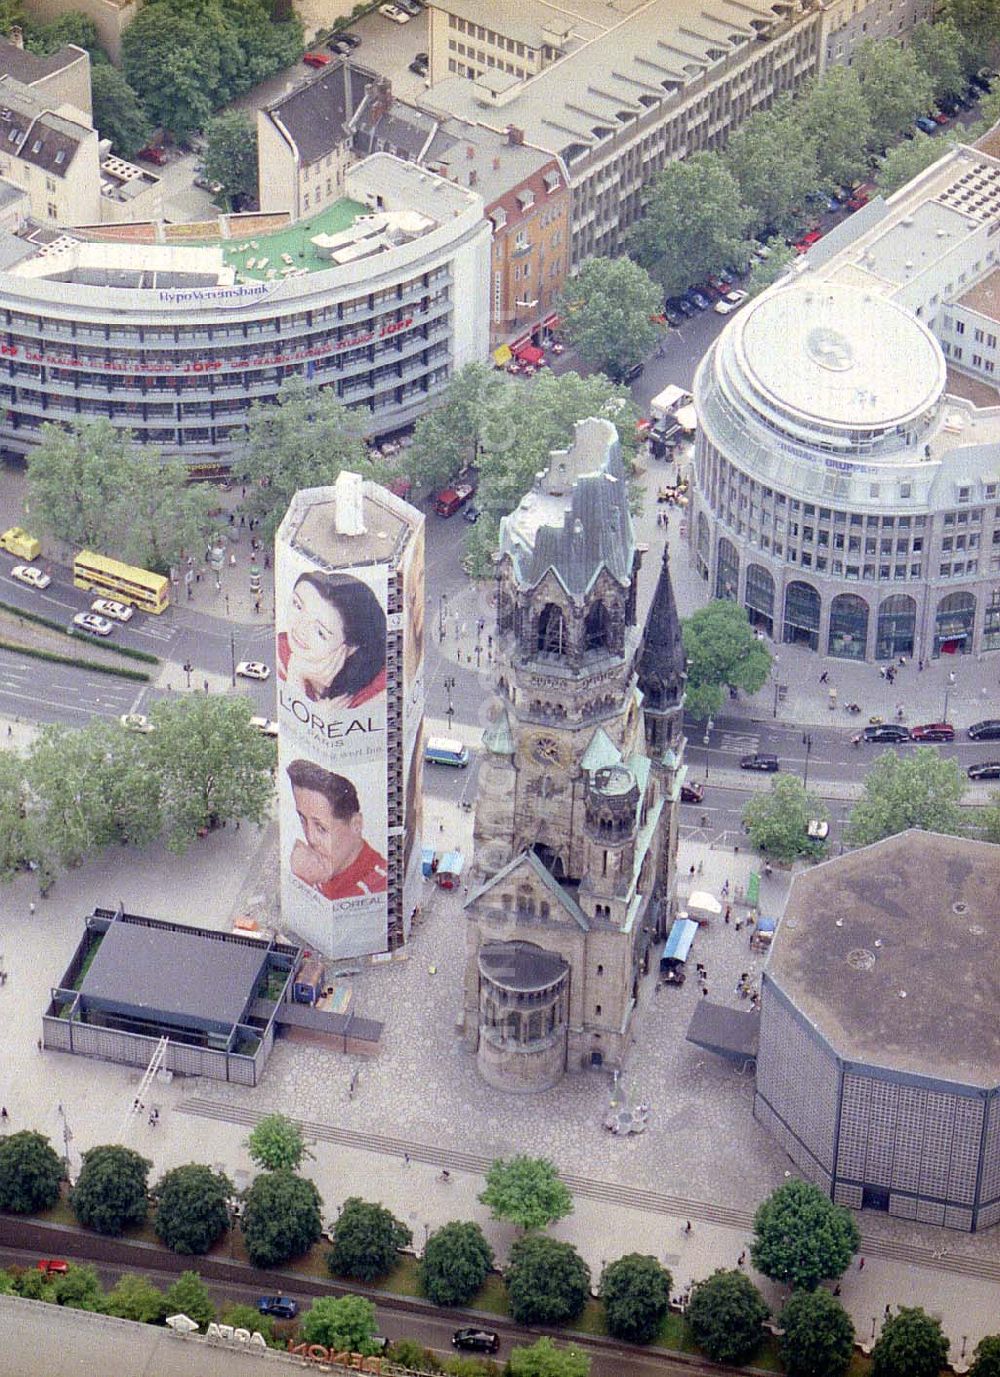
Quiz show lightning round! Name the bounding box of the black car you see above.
[409,50,429,75]
[968,719,1000,741]
[680,781,704,803]
[664,308,683,328]
[258,1296,298,1320]
[610,360,643,384]
[740,753,779,772]
[667,296,696,318]
[968,761,1000,780]
[862,723,910,743]
[453,1328,500,1354]
[327,31,360,52]
[462,504,481,524]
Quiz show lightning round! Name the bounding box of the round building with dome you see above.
[689,280,1000,662]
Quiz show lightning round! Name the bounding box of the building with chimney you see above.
[461,416,686,1091]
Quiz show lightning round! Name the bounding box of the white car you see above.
[10,564,51,589]
[250,716,279,738]
[236,661,271,681]
[72,612,114,637]
[92,597,134,622]
[807,818,830,840]
[714,289,749,315]
[120,713,153,733]
[379,3,410,21]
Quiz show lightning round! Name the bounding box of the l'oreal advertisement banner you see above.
[400,519,425,937]
[276,543,388,959]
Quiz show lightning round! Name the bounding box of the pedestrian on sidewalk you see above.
[858,1256,865,1270]
[724,905,731,924]
[0,1107,7,1123]
[403,1152,410,1167]
[819,671,828,684]
[28,901,35,916]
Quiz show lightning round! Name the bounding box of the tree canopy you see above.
[681,600,772,720]
[0,1130,63,1214]
[53,1263,106,1312]
[153,1163,233,1255]
[246,1113,311,1173]
[742,776,829,863]
[751,1180,860,1291]
[105,1274,169,1324]
[241,1169,324,1269]
[508,1337,591,1377]
[911,19,968,101]
[164,1270,215,1331]
[71,1145,151,1236]
[420,1220,494,1306]
[724,97,820,237]
[845,745,967,847]
[91,66,151,160]
[479,1154,573,1231]
[971,1335,1000,1377]
[871,1307,950,1377]
[877,132,952,197]
[557,257,662,381]
[204,111,259,209]
[326,1197,412,1283]
[797,69,873,190]
[746,238,796,298]
[686,1269,769,1366]
[628,152,753,295]
[780,1289,855,1377]
[404,362,505,495]
[599,1253,672,1344]
[941,0,1000,74]
[854,39,936,150]
[301,1295,381,1353]
[505,1235,591,1326]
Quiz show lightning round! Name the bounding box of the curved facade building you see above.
[690,280,1000,662]
[0,153,490,467]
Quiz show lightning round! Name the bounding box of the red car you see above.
[303,52,331,68]
[847,183,874,211]
[909,722,955,742]
[137,145,166,166]
[37,1259,69,1275]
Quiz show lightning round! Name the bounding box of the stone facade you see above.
[462,417,686,1090]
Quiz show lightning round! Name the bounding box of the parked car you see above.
[915,115,938,134]
[806,818,830,840]
[663,308,683,328]
[379,3,410,21]
[236,660,270,681]
[740,753,779,772]
[453,1329,500,1354]
[680,781,704,804]
[462,504,481,524]
[968,760,1000,780]
[396,0,423,14]
[409,52,429,76]
[36,1259,69,1275]
[10,563,50,589]
[695,280,723,300]
[327,32,361,53]
[258,1296,298,1320]
[137,145,166,166]
[303,51,331,67]
[120,713,153,733]
[71,612,114,637]
[92,597,134,622]
[968,719,1000,741]
[909,722,955,742]
[862,723,910,743]
[667,296,695,318]
[686,290,710,311]
[250,716,279,737]
[846,183,874,211]
[931,109,951,124]
[613,360,644,384]
[433,482,475,518]
[714,289,748,315]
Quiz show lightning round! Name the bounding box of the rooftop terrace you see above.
[219,198,368,282]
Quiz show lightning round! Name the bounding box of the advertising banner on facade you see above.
[276,545,389,959]
[400,520,425,937]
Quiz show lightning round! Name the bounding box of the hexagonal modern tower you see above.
[755,830,1000,1232]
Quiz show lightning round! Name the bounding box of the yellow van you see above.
[0,527,41,560]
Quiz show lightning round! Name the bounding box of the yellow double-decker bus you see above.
[73,550,170,614]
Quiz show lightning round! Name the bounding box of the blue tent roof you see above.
[663,917,699,963]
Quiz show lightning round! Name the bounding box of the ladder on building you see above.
[118,1036,169,1138]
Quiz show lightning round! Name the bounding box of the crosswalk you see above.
[717,730,760,755]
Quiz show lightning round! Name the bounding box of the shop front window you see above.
[783,580,820,651]
[934,591,975,657]
[744,563,774,636]
[875,594,916,660]
[828,593,869,660]
[715,537,739,601]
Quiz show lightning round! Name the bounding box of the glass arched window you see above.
[695,513,710,580]
[744,564,775,636]
[934,591,975,657]
[584,600,610,652]
[783,580,821,651]
[876,594,916,660]
[537,603,567,657]
[715,537,739,602]
[828,593,869,660]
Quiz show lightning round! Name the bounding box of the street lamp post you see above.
[444,675,455,731]
[230,631,236,687]
[183,660,193,690]
[57,1103,72,1181]
[802,732,813,788]
[438,593,448,643]
[943,686,951,723]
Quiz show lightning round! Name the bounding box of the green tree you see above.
[26,12,102,57]
[246,1113,312,1172]
[941,0,999,74]
[970,1334,1000,1377]
[90,66,151,160]
[508,1337,591,1377]
[105,1273,168,1324]
[911,19,968,101]
[28,724,119,868]
[0,0,24,39]
[71,1145,151,1236]
[53,1263,105,1312]
[0,1270,14,1295]
[599,1253,671,1345]
[780,1289,855,1377]
[0,1130,63,1214]
[242,1169,323,1269]
[301,1294,380,1353]
[798,68,874,189]
[557,257,662,381]
[153,1163,233,1255]
[118,456,215,574]
[854,39,936,151]
[751,1180,859,1291]
[149,696,276,848]
[681,600,772,721]
[871,1306,949,1377]
[221,1303,278,1346]
[742,776,829,863]
[242,374,372,542]
[420,1221,494,1307]
[164,1270,215,1331]
[204,110,259,208]
[746,239,796,297]
[877,132,951,196]
[479,1154,573,1232]
[505,1235,590,1326]
[629,152,753,296]
[0,750,38,882]
[686,1269,769,1366]
[326,1196,412,1282]
[13,1267,51,1299]
[406,362,506,494]
[845,745,966,847]
[724,98,819,237]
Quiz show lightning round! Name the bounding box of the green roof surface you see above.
[221,199,368,281]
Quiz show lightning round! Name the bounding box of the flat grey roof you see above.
[766,831,1000,1088]
[80,916,269,1031]
[958,265,1000,325]
[284,481,418,571]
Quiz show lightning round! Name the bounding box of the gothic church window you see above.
[584,600,610,651]
[537,603,567,655]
